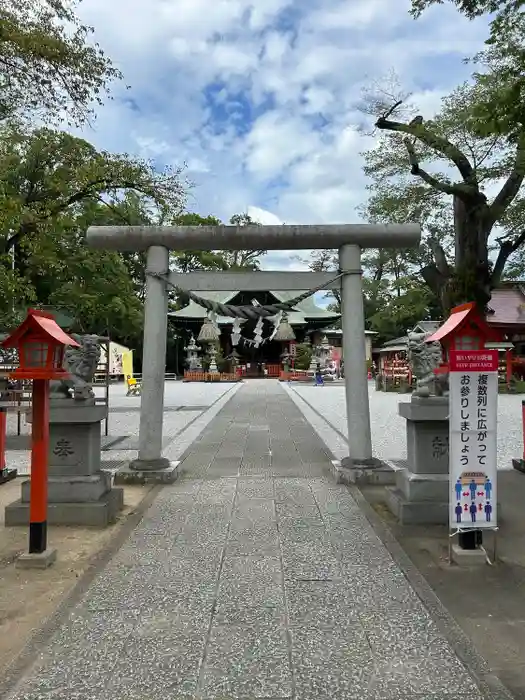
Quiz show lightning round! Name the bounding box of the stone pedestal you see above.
[386,396,450,525]
[5,400,124,527]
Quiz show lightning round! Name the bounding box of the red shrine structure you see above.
[426,302,507,379]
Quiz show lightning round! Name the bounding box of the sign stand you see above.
[448,527,498,566]
[448,349,499,565]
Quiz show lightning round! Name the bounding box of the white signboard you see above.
[449,350,498,530]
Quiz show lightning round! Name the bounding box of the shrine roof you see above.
[486,287,525,326]
[413,320,441,334]
[2,309,79,348]
[378,336,408,353]
[426,305,473,343]
[169,290,340,325]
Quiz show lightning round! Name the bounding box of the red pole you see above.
[0,408,6,474]
[521,399,525,461]
[29,379,49,554]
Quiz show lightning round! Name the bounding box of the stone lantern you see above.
[197,316,221,374]
[184,334,201,370]
[318,335,332,368]
[274,314,295,372]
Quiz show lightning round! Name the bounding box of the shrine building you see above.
[375,283,525,390]
[169,289,341,377]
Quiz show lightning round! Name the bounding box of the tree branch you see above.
[491,229,525,287]
[3,177,152,252]
[427,236,451,277]
[403,138,463,196]
[420,263,447,298]
[376,116,476,185]
[488,135,525,225]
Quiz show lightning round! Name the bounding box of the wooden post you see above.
[29,379,49,554]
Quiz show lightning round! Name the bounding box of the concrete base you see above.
[512,458,525,474]
[396,470,449,502]
[387,488,503,526]
[451,544,488,567]
[20,474,113,504]
[115,461,180,485]
[386,487,449,525]
[5,488,124,527]
[129,456,172,472]
[333,459,395,486]
[16,548,57,569]
[0,468,17,485]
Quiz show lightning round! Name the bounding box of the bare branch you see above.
[492,229,525,286]
[489,134,525,225]
[376,117,477,186]
[420,263,447,298]
[357,70,414,134]
[427,236,451,277]
[403,138,463,196]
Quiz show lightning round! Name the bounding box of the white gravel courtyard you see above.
[289,381,523,470]
[5,380,239,475]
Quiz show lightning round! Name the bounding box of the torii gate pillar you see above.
[339,244,372,463]
[86,223,421,476]
[130,245,170,471]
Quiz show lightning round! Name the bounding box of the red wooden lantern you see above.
[2,309,79,380]
[2,310,80,562]
[426,302,504,377]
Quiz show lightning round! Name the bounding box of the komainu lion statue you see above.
[407,331,448,397]
[49,334,101,401]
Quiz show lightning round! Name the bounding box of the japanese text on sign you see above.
[449,351,497,530]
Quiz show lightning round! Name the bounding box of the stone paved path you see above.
[10,381,485,699]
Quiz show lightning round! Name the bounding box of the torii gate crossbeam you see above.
[86,224,421,478]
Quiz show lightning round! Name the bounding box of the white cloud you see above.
[247,206,283,225]
[74,0,492,270]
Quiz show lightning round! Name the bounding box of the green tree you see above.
[410,1,525,139]
[224,213,267,270]
[0,123,187,269]
[0,0,121,125]
[294,343,312,370]
[171,213,231,274]
[362,75,525,312]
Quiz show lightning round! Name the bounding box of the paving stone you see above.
[214,583,285,625]
[236,477,275,498]
[291,626,374,699]
[226,525,280,556]
[200,623,292,698]
[368,656,482,697]
[285,580,359,628]
[275,502,320,519]
[274,487,317,506]
[221,554,282,583]
[8,380,485,700]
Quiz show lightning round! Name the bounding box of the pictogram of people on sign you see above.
[452,471,494,524]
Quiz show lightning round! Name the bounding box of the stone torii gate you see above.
[86,224,420,479]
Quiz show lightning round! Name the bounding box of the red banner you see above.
[449,349,498,373]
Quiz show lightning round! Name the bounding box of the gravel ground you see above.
[5,381,238,475]
[8,381,485,700]
[289,381,522,470]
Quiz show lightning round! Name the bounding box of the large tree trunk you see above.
[440,195,492,314]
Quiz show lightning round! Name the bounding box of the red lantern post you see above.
[2,311,79,560]
[426,303,503,554]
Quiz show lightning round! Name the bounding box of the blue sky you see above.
[75,0,490,274]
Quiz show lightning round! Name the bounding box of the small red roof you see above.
[426,303,475,343]
[2,309,80,348]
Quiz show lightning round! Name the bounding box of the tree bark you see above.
[445,195,492,311]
